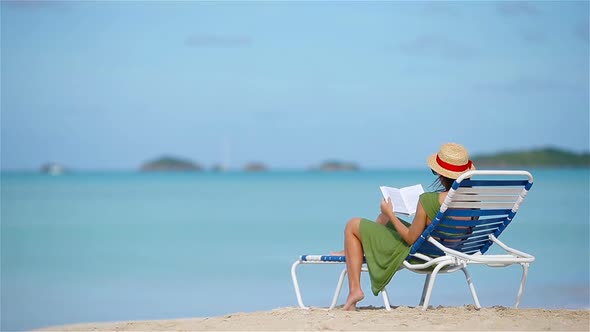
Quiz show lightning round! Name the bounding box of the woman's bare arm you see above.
[380,198,428,245]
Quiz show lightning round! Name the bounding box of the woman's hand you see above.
[380,197,394,217]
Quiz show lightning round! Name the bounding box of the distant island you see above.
[139,157,269,172]
[472,147,590,168]
[140,156,203,172]
[311,160,360,172]
[243,162,268,172]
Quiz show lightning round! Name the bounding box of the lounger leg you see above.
[291,260,309,309]
[461,267,481,309]
[421,263,450,310]
[329,268,348,310]
[419,274,432,306]
[515,263,529,308]
[381,288,392,311]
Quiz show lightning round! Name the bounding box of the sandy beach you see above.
[37,306,590,331]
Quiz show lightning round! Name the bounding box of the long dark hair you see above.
[430,170,455,192]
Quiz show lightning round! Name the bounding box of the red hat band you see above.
[436,155,472,172]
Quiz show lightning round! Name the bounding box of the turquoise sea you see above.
[1,169,589,331]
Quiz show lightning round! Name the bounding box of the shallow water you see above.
[1,169,588,331]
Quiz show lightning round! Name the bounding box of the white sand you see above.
[38,306,590,331]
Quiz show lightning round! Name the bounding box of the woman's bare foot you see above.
[330,250,345,256]
[342,290,364,311]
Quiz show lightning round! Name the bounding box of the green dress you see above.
[359,192,441,296]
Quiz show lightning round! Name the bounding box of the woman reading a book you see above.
[336,142,476,311]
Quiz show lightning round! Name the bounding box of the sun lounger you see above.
[291,170,535,310]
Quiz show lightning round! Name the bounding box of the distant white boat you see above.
[40,163,65,175]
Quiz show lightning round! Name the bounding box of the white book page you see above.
[399,184,425,215]
[380,184,424,215]
[380,186,409,214]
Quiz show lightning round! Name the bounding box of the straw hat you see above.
[427,143,475,179]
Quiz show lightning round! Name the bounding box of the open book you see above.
[379,184,425,215]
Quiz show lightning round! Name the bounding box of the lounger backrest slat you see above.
[447,201,517,209]
[409,170,533,257]
[455,187,524,194]
[459,179,530,187]
[443,209,512,217]
[471,223,504,233]
[413,242,445,258]
[451,194,520,201]
[431,227,497,240]
[440,216,506,227]
[461,241,489,250]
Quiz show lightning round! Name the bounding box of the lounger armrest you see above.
[489,235,535,261]
[426,237,534,264]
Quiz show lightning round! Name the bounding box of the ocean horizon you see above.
[1,168,589,331]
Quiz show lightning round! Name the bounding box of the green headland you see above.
[472,147,589,168]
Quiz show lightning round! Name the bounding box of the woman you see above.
[338,142,476,311]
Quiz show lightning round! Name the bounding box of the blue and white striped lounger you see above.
[291,170,535,310]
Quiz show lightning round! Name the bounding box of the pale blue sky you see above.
[1,1,589,170]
